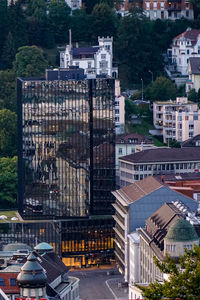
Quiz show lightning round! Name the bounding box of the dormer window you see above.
[120,139,124,143]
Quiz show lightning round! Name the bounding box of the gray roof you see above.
[119,147,200,163]
[189,57,200,74]
[3,243,31,252]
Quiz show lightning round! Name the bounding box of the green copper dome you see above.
[34,242,53,251]
[165,219,199,242]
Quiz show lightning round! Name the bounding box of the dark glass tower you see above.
[17,78,115,266]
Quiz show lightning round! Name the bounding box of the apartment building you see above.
[112,176,197,281]
[143,0,193,20]
[153,97,200,143]
[119,147,200,187]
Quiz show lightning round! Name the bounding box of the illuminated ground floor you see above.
[0,216,115,267]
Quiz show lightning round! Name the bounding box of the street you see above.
[69,268,128,300]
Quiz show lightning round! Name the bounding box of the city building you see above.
[168,28,200,75]
[153,97,200,143]
[17,77,116,267]
[143,0,193,20]
[60,36,118,78]
[112,176,198,281]
[118,147,200,187]
[186,57,200,92]
[0,242,79,300]
[115,133,156,185]
[65,0,82,10]
[154,172,200,200]
[129,201,200,298]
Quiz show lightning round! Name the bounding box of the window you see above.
[0,279,4,286]
[101,54,106,59]
[88,62,91,69]
[161,2,164,8]
[10,278,15,286]
[185,116,189,120]
[146,2,150,8]
[154,11,157,18]
[186,10,189,17]
[187,49,190,55]
[153,2,157,8]
[198,49,200,54]
[194,115,198,120]
[105,45,110,51]
[99,61,108,68]
[131,148,135,154]
[115,109,119,114]
[118,148,123,154]
[75,62,79,67]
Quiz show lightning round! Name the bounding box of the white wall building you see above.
[65,0,82,10]
[115,80,125,135]
[153,97,200,143]
[60,36,118,78]
[170,28,200,75]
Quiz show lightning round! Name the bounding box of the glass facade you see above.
[18,78,115,219]
[17,78,116,265]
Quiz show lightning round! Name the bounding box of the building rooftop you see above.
[71,47,99,56]
[174,28,200,44]
[165,219,199,242]
[116,133,153,145]
[3,243,31,252]
[188,57,200,74]
[113,176,163,204]
[119,147,200,164]
[34,242,53,251]
[182,134,200,147]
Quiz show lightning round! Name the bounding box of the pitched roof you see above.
[182,134,200,147]
[119,147,200,163]
[116,133,153,144]
[174,28,200,43]
[189,57,200,74]
[113,176,163,204]
[72,47,99,56]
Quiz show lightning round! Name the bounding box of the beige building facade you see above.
[153,97,200,143]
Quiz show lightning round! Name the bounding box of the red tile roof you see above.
[174,29,200,44]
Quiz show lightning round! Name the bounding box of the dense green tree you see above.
[14,45,48,77]
[188,88,198,102]
[137,245,200,299]
[115,13,163,85]
[0,109,17,157]
[0,0,8,54]
[0,32,16,70]
[70,9,94,42]
[7,1,28,50]
[91,3,118,40]
[0,70,16,112]
[48,0,71,43]
[145,76,177,101]
[0,156,17,208]
[26,0,47,21]
[169,140,181,148]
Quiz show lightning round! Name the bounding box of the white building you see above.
[65,0,82,10]
[170,28,200,75]
[60,36,118,78]
[118,147,200,187]
[115,80,125,135]
[153,97,200,143]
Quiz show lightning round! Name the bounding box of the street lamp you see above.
[141,78,144,101]
[148,70,153,83]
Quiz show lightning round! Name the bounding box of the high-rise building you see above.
[17,77,116,266]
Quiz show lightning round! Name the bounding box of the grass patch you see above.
[126,117,165,147]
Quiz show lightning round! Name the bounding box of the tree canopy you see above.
[137,245,200,299]
[0,109,17,157]
[14,45,48,77]
[0,156,17,208]
[145,76,177,101]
